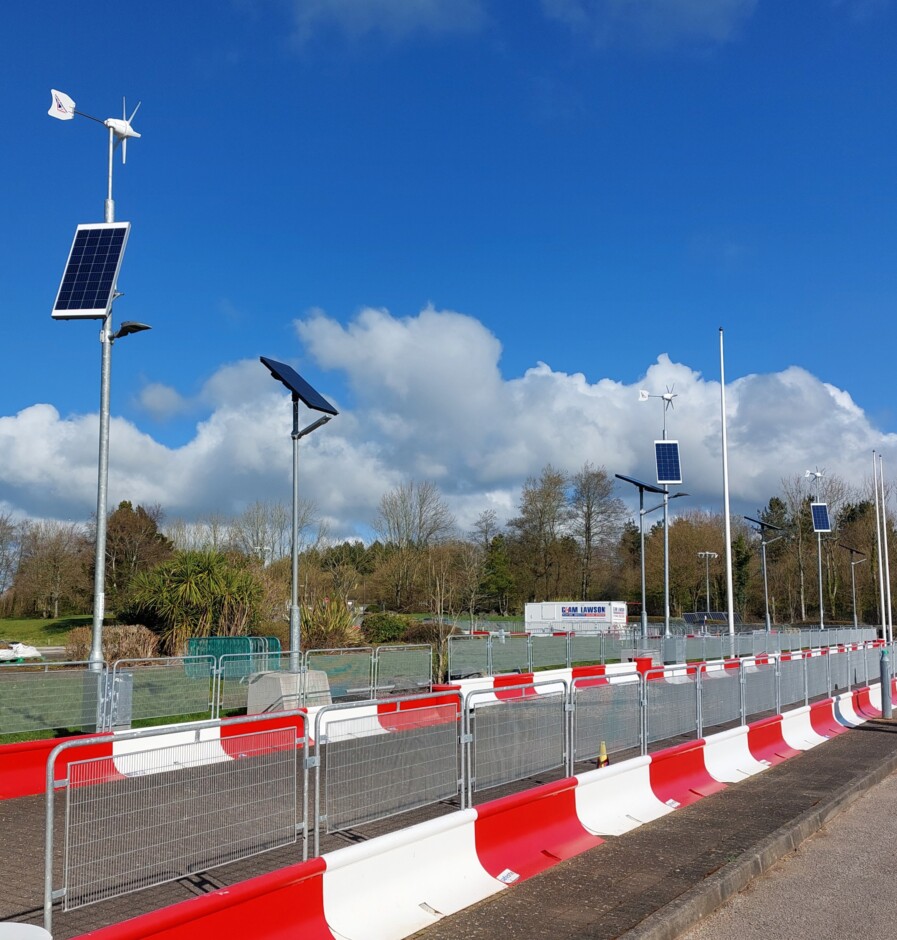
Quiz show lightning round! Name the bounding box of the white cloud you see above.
[540,0,758,49]
[138,383,192,421]
[286,0,487,45]
[1,305,895,539]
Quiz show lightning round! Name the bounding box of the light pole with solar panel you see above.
[639,388,681,640]
[260,357,337,672]
[806,469,830,629]
[48,91,150,672]
[744,517,785,633]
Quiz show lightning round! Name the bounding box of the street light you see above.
[260,357,337,670]
[49,91,149,671]
[87,320,151,668]
[839,544,867,629]
[744,517,785,634]
[615,474,665,644]
[697,551,718,616]
[805,469,829,628]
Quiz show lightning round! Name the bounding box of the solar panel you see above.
[260,356,339,415]
[811,502,831,533]
[52,223,130,319]
[654,441,682,485]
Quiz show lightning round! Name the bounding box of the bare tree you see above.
[13,520,90,618]
[374,481,455,610]
[569,462,627,599]
[0,512,20,596]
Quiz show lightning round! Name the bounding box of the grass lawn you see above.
[0,615,91,647]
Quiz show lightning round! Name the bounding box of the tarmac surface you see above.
[4,717,897,938]
[413,720,897,940]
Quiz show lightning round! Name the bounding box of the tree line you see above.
[0,465,893,652]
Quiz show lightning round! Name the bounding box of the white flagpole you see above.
[719,329,735,651]
[880,454,893,643]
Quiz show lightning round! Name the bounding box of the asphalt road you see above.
[680,768,897,940]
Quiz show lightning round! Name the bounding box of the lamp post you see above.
[88,320,151,668]
[260,357,337,670]
[615,474,666,644]
[744,517,785,634]
[839,545,867,629]
[805,469,827,628]
[697,551,718,616]
[49,91,149,671]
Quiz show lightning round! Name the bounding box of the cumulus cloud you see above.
[0,305,895,539]
[286,0,487,45]
[540,0,758,49]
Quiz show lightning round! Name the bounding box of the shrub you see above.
[300,598,359,650]
[361,611,412,645]
[65,624,160,662]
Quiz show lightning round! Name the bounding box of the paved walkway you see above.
[412,721,897,940]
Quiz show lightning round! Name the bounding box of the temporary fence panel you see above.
[805,654,829,701]
[489,634,531,676]
[467,682,567,793]
[305,647,374,702]
[531,634,570,671]
[374,644,433,696]
[645,670,698,746]
[700,665,742,733]
[572,676,641,763]
[316,694,461,839]
[743,660,777,719]
[447,635,489,681]
[570,633,603,666]
[50,719,302,922]
[779,657,806,709]
[0,661,104,736]
[216,651,285,715]
[829,649,850,694]
[109,656,215,729]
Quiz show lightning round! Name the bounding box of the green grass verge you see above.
[0,616,91,647]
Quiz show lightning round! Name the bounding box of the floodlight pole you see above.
[879,454,893,642]
[874,451,888,641]
[844,549,867,629]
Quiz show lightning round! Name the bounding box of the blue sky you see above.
[2,0,897,539]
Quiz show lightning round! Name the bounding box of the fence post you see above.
[803,652,809,707]
[639,673,648,756]
[774,653,782,715]
[696,666,703,739]
[739,659,746,726]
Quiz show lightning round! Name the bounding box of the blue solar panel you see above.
[260,357,339,415]
[53,223,130,319]
[654,440,682,485]
[811,503,831,533]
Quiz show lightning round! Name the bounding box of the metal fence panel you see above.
[375,645,433,696]
[305,648,374,702]
[779,658,805,708]
[645,671,697,745]
[743,662,776,719]
[489,635,530,676]
[217,651,296,715]
[62,726,298,910]
[570,634,603,666]
[448,636,490,680]
[469,686,567,792]
[531,635,569,671]
[320,700,459,833]
[700,667,742,731]
[572,677,641,761]
[829,650,849,694]
[111,657,215,728]
[806,655,829,700]
[0,661,102,736]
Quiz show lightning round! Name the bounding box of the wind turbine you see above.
[48,89,141,221]
[639,385,677,438]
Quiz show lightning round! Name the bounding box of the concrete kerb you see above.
[618,725,897,940]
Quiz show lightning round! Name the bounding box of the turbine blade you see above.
[128,100,142,123]
[122,137,127,164]
[122,96,126,120]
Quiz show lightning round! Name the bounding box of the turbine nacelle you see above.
[48,90,141,163]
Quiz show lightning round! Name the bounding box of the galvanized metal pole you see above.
[880,455,893,643]
[881,647,893,719]
[874,451,887,639]
[290,394,302,671]
[719,329,735,654]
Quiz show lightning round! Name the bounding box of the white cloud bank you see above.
[1,305,894,539]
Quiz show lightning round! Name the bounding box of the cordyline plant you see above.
[125,550,265,655]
